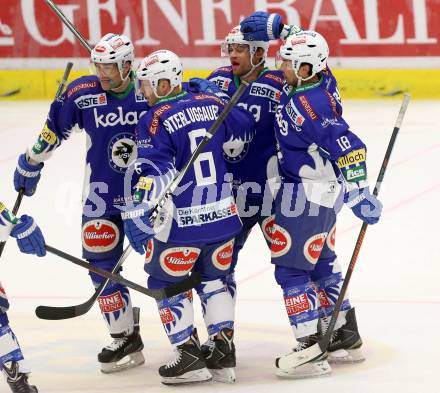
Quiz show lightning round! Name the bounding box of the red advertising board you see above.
[0,0,439,64]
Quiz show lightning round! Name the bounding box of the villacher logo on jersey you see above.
[82,219,120,252]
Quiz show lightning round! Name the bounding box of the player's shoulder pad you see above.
[208,66,233,79]
[261,70,285,88]
[207,66,234,91]
[294,86,340,122]
[143,101,175,137]
[64,75,101,101]
[190,92,226,107]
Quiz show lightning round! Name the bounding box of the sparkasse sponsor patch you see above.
[177,197,237,228]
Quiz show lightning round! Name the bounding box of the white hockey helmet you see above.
[277,30,329,81]
[136,50,183,94]
[91,33,134,73]
[221,25,269,63]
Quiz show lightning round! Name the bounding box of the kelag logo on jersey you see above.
[74,93,107,109]
[108,133,138,173]
[249,83,281,103]
[94,106,146,128]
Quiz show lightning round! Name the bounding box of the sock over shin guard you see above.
[197,278,234,336]
[275,266,319,339]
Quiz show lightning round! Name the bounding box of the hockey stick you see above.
[42,244,200,302]
[35,245,131,320]
[37,82,250,319]
[276,93,411,371]
[0,88,21,98]
[0,189,24,258]
[0,62,73,260]
[45,0,92,53]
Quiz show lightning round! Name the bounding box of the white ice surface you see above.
[0,100,438,392]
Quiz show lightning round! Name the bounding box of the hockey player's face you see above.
[139,80,158,106]
[279,60,297,85]
[94,63,122,90]
[228,44,252,76]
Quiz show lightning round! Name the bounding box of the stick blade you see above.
[35,302,92,320]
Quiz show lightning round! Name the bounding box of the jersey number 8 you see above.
[188,128,217,186]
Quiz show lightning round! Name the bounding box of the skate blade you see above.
[209,367,236,383]
[161,368,212,385]
[276,360,332,379]
[100,351,145,374]
[328,348,365,364]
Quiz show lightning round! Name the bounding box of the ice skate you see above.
[202,328,236,383]
[275,334,332,379]
[326,308,365,364]
[159,329,212,385]
[98,308,144,373]
[2,361,38,393]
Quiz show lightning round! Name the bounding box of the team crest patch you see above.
[108,133,138,173]
[160,247,200,277]
[223,142,250,163]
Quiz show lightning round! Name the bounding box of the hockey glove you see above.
[10,215,46,256]
[344,187,383,225]
[240,11,283,41]
[14,153,44,196]
[240,11,302,41]
[121,204,155,255]
[186,78,230,101]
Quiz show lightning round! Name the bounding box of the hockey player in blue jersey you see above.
[199,26,291,322]
[0,202,45,393]
[241,11,381,376]
[13,34,146,373]
[241,14,382,378]
[121,49,255,384]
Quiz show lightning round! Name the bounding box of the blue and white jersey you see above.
[28,75,149,216]
[208,66,284,199]
[134,91,255,244]
[274,71,368,208]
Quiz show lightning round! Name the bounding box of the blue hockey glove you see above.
[344,187,383,225]
[10,215,46,257]
[121,204,155,255]
[186,78,230,100]
[240,11,283,41]
[14,153,44,196]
